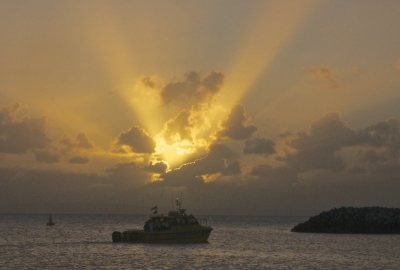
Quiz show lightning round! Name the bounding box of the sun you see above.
[153,136,199,169]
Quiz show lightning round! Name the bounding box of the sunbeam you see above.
[222,0,321,109]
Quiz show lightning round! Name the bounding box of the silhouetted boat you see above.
[112,198,213,243]
[46,215,55,226]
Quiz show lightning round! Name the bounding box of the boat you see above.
[112,198,213,243]
[46,215,55,226]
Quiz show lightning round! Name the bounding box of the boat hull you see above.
[113,226,212,244]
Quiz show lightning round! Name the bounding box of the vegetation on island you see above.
[291,207,400,234]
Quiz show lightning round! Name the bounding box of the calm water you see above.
[1,214,399,269]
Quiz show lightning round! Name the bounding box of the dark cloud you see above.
[143,161,168,174]
[0,103,20,122]
[248,114,400,190]
[215,104,257,140]
[362,150,387,163]
[243,137,276,156]
[282,112,358,172]
[0,163,161,214]
[1,163,399,216]
[221,160,241,176]
[161,71,224,106]
[353,118,400,165]
[361,118,400,150]
[370,163,400,175]
[308,66,340,89]
[33,149,60,163]
[29,131,96,164]
[0,103,50,154]
[113,126,156,154]
[162,110,193,144]
[208,143,236,159]
[141,76,156,89]
[59,132,95,153]
[68,156,89,164]
[105,161,154,187]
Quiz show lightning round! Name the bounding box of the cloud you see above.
[141,75,157,89]
[68,156,89,164]
[0,162,161,214]
[143,161,168,174]
[214,104,257,140]
[33,148,60,163]
[281,112,358,172]
[251,113,400,192]
[105,161,153,186]
[1,159,399,216]
[308,66,341,89]
[221,160,241,176]
[3,109,400,216]
[0,103,50,154]
[358,118,400,162]
[160,143,237,186]
[162,109,194,145]
[208,143,236,159]
[3,103,400,216]
[362,150,387,164]
[361,118,400,149]
[0,103,20,122]
[113,126,156,154]
[251,164,298,182]
[243,137,276,156]
[160,71,224,106]
[59,132,95,153]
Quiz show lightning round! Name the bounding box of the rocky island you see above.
[291,207,400,234]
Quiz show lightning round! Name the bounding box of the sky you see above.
[1,0,400,216]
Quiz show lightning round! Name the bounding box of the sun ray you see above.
[221,0,321,110]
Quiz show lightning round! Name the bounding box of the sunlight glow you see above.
[67,1,320,170]
[203,173,220,183]
[154,135,199,169]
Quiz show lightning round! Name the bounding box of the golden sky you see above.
[1,0,400,215]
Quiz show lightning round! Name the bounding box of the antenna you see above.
[171,188,174,210]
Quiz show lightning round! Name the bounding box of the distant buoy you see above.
[47,215,55,226]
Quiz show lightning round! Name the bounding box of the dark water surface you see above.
[1,214,399,269]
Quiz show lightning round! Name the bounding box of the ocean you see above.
[1,214,399,269]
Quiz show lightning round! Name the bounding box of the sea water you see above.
[0,214,399,269]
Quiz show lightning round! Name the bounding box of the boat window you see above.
[188,217,198,224]
[144,218,171,231]
[167,216,199,226]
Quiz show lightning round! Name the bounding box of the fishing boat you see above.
[46,215,55,226]
[112,198,212,243]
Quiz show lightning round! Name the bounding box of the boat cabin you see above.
[143,213,199,231]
